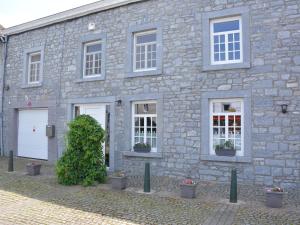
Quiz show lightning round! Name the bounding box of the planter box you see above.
[180,183,197,199]
[133,146,151,153]
[26,164,41,176]
[265,191,285,208]
[111,176,127,190]
[215,148,236,157]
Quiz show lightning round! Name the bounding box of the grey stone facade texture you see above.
[0,0,299,188]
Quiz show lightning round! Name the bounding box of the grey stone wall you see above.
[1,0,299,188]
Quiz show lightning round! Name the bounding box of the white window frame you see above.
[210,16,243,65]
[209,98,244,156]
[83,40,102,78]
[27,52,41,84]
[133,30,157,72]
[132,100,157,153]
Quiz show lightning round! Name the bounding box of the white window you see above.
[133,30,157,72]
[28,52,41,84]
[83,40,102,77]
[210,99,244,156]
[210,17,242,65]
[132,101,157,152]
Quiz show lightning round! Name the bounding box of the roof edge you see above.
[3,0,143,36]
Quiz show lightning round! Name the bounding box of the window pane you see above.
[86,43,102,53]
[135,103,157,114]
[235,116,241,126]
[228,43,233,51]
[220,116,225,126]
[235,51,240,59]
[220,44,225,52]
[220,35,225,43]
[213,20,239,33]
[136,32,157,44]
[214,53,219,61]
[31,54,41,62]
[235,42,240,50]
[234,33,240,41]
[220,53,225,61]
[228,52,234,60]
[229,116,234,126]
[214,44,219,53]
[214,35,219,43]
[228,33,233,42]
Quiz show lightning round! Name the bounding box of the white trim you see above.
[3,0,143,35]
[209,98,244,156]
[27,52,41,84]
[133,30,157,72]
[131,100,157,152]
[210,16,243,65]
[83,40,102,78]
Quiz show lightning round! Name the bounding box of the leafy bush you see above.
[56,115,107,186]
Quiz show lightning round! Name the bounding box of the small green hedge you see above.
[56,115,107,186]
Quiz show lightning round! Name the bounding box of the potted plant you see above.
[265,187,286,208]
[215,140,236,157]
[180,178,197,199]
[133,143,151,153]
[26,162,42,176]
[111,171,127,190]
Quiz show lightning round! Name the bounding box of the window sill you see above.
[201,154,251,163]
[126,68,162,78]
[202,62,250,71]
[75,76,105,83]
[123,151,162,158]
[21,83,43,89]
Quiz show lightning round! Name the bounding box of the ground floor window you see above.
[132,101,157,152]
[210,98,244,156]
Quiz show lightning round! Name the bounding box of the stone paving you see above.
[0,157,299,225]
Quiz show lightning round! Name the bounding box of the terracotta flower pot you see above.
[111,176,127,190]
[180,183,197,199]
[26,163,41,176]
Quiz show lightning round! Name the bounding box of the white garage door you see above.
[18,109,48,160]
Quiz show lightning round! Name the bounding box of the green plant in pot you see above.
[133,142,151,153]
[215,140,236,156]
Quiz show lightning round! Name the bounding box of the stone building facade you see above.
[0,0,299,188]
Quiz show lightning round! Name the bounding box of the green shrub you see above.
[56,115,107,186]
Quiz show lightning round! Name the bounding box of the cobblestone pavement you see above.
[0,157,299,225]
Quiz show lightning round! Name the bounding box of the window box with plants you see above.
[180,178,197,199]
[111,171,127,190]
[265,187,286,208]
[26,162,42,176]
[215,140,236,157]
[133,142,151,153]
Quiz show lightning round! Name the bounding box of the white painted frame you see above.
[209,98,244,156]
[131,100,157,152]
[83,40,102,78]
[133,30,157,72]
[27,52,41,84]
[210,16,243,65]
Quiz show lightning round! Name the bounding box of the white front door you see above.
[18,109,48,160]
[74,104,106,158]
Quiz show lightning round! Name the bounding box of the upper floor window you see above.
[210,17,242,65]
[133,30,157,72]
[210,99,244,157]
[83,40,102,77]
[132,101,157,152]
[28,52,41,84]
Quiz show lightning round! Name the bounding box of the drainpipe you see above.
[0,34,8,156]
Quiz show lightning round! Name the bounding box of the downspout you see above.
[0,35,8,156]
